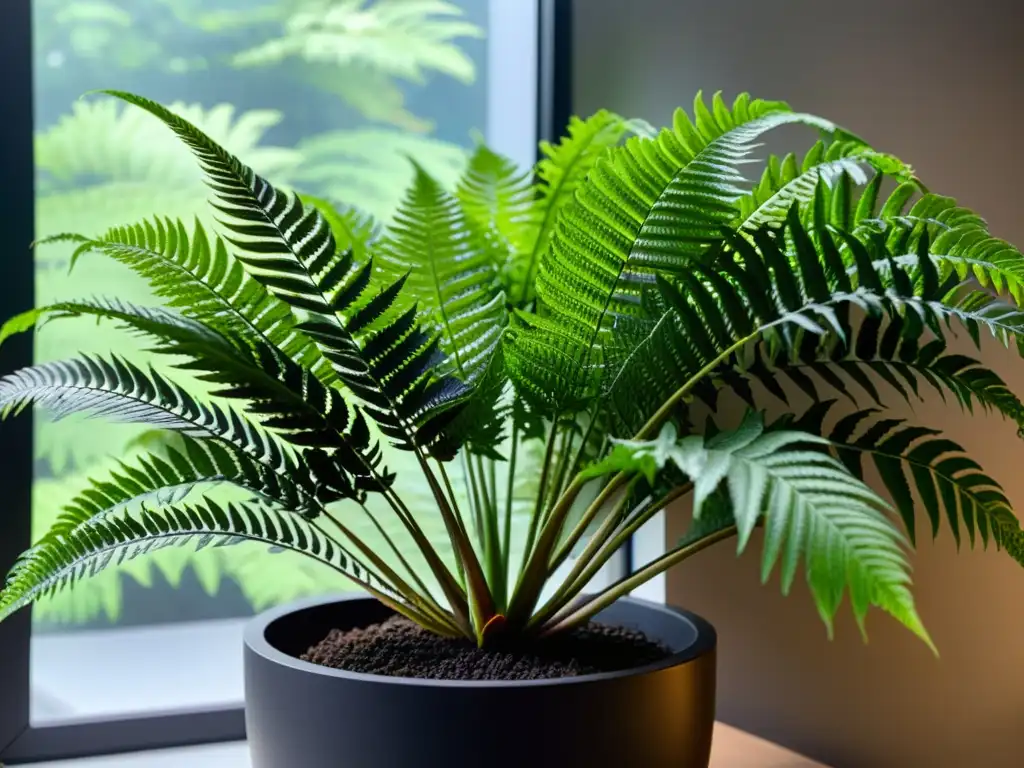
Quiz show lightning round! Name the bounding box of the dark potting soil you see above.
[301,616,671,681]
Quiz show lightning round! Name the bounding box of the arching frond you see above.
[0,354,301,480]
[735,141,914,232]
[812,176,1024,304]
[456,143,533,252]
[377,164,509,450]
[47,217,320,369]
[103,91,469,457]
[512,109,636,306]
[566,414,930,645]
[606,264,855,438]
[610,208,1024,441]
[3,298,391,499]
[0,355,224,435]
[507,93,848,415]
[456,143,533,294]
[2,298,224,354]
[781,402,1024,561]
[300,194,378,262]
[735,301,1024,432]
[603,207,890,437]
[48,436,319,541]
[378,165,507,384]
[0,499,383,623]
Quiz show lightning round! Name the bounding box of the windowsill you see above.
[31,619,248,724]
[25,723,825,767]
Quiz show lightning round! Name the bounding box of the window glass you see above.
[30,0,542,724]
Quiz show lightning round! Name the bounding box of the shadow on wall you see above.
[572,1,1024,766]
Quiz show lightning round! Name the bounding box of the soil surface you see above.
[301,616,671,681]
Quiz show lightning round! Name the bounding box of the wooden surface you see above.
[711,722,826,767]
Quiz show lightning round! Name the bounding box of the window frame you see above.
[0,0,578,762]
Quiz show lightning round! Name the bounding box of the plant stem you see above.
[543,424,575,524]
[309,521,459,636]
[415,450,497,642]
[532,484,692,628]
[356,502,440,609]
[437,461,468,588]
[548,471,629,574]
[505,474,587,625]
[636,335,756,440]
[538,524,738,636]
[385,482,467,597]
[437,461,467,538]
[385,463,473,635]
[318,512,411,594]
[528,485,635,628]
[476,454,504,605]
[565,406,599,486]
[500,419,520,605]
[366,464,467,615]
[519,419,560,573]
[462,451,485,550]
[488,457,501,604]
[321,510,459,633]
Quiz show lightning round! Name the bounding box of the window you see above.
[1,1,585,762]
[28,0,503,727]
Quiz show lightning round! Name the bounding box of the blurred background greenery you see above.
[30,0,503,630]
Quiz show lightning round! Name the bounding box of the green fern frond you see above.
[379,165,507,383]
[810,176,1024,304]
[47,437,319,544]
[735,141,914,232]
[0,499,380,623]
[0,354,301,478]
[873,230,1024,307]
[513,109,634,306]
[4,297,391,499]
[617,208,1024,440]
[589,415,930,645]
[0,354,225,434]
[103,91,469,457]
[457,143,533,249]
[50,217,319,368]
[377,164,509,451]
[2,297,225,355]
[604,211,882,436]
[783,402,1024,561]
[508,93,848,415]
[845,177,986,238]
[735,302,1024,433]
[456,143,534,294]
[301,194,379,262]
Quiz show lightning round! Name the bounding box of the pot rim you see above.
[244,593,716,689]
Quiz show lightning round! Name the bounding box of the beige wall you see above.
[572,1,1024,765]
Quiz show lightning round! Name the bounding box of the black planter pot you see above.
[244,594,717,768]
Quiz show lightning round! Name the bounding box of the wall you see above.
[572,1,1024,766]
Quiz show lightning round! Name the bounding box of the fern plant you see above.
[5,89,1024,651]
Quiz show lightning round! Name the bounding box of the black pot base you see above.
[244,594,717,768]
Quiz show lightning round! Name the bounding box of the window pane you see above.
[30,0,538,724]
